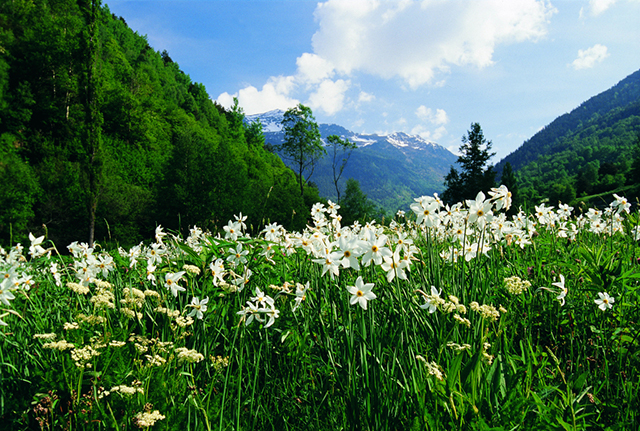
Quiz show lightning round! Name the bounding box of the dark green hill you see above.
[0,0,316,246]
[496,69,640,204]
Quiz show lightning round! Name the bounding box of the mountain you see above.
[246,111,458,214]
[495,68,640,203]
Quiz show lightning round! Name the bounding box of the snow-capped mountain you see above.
[245,109,284,133]
[246,111,458,213]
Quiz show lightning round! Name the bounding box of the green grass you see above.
[1,191,639,430]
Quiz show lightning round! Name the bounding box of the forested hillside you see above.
[0,0,317,247]
[496,69,640,204]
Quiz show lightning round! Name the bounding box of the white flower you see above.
[595,292,614,311]
[250,288,274,308]
[261,305,280,328]
[188,296,209,319]
[380,250,409,283]
[420,286,442,313]
[164,271,186,297]
[346,276,376,310]
[28,232,46,258]
[466,191,493,227]
[292,282,309,312]
[552,274,567,306]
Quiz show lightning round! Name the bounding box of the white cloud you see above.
[571,44,609,70]
[296,53,335,84]
[312,0,557,88]
[307,79,350,115]
[216,76,299,114]
[416,106,449,125]
[411,124,447,141]
[358,91,375,103]
[580,0,617,17]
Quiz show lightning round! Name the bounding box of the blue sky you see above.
[105,0,640,161]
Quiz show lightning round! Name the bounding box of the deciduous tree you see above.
[327,134,357,203]
[279,104,326,196]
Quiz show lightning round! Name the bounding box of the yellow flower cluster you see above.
[71,345,101,368]
[143,289,160,298]
[210,355,230,373]
[90,288,115,309]
[155,306,180,318]
[183,264,201,275]
[442,295,467,314]
[415,355,445,381]
[76,313,106,326]
[93,279,113,290]
[175,347,204,364]
[33,333,57,340]
[63,322,79,330]
[145,354,167,367]
[446,342,471,352]
[121,287,146,308]
[174,316,194,328]
[482,342,494,365]
[134,410,165,428]
[99,381,144,399]
[68,282,90,295]
[42,340,75,350]
[469,302,503,321]
[453,313,471,327]
[504,276,531,295]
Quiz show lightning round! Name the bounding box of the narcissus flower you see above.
[595,292,614,311]
[347,276,376,310]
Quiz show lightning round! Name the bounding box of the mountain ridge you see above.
[246,110,458,214]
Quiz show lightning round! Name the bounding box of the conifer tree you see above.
[442,123,496,204]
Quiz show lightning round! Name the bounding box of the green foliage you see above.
[0,0,320,246]
[279,104,326,196]
[497,69,640,206]
[500,162,520,213]
[340,178,377,225]
[443,123,496,204]
[2,191,640,430]
[0,134,40,244]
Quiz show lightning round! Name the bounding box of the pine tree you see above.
[442,123,496,204]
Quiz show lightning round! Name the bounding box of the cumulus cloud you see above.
[580,0,617,17]
[571,44,609,70]
[415,106,449,125]
[216,76,299,114]
[312,0,557,88]
[219,0,557,116]
[307,79,350,115]
[358,91,375,103]
[296,53,335,84]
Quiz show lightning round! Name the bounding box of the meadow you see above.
[1,186,639,430]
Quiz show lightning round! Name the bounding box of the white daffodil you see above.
[188,296,209,320]
[346,276,376,310]
[595,292,614,311]
[552,274,568,306]
[165,271,186,297]
[420,286,442,314]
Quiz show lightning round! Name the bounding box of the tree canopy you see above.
[279,104,326,196]
[442,123,496,205]
[0,0,319,246]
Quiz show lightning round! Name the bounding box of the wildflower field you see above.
[1,187,639,430]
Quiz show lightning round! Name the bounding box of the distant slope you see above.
[246,111,458,214]
[495,69,640,202]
